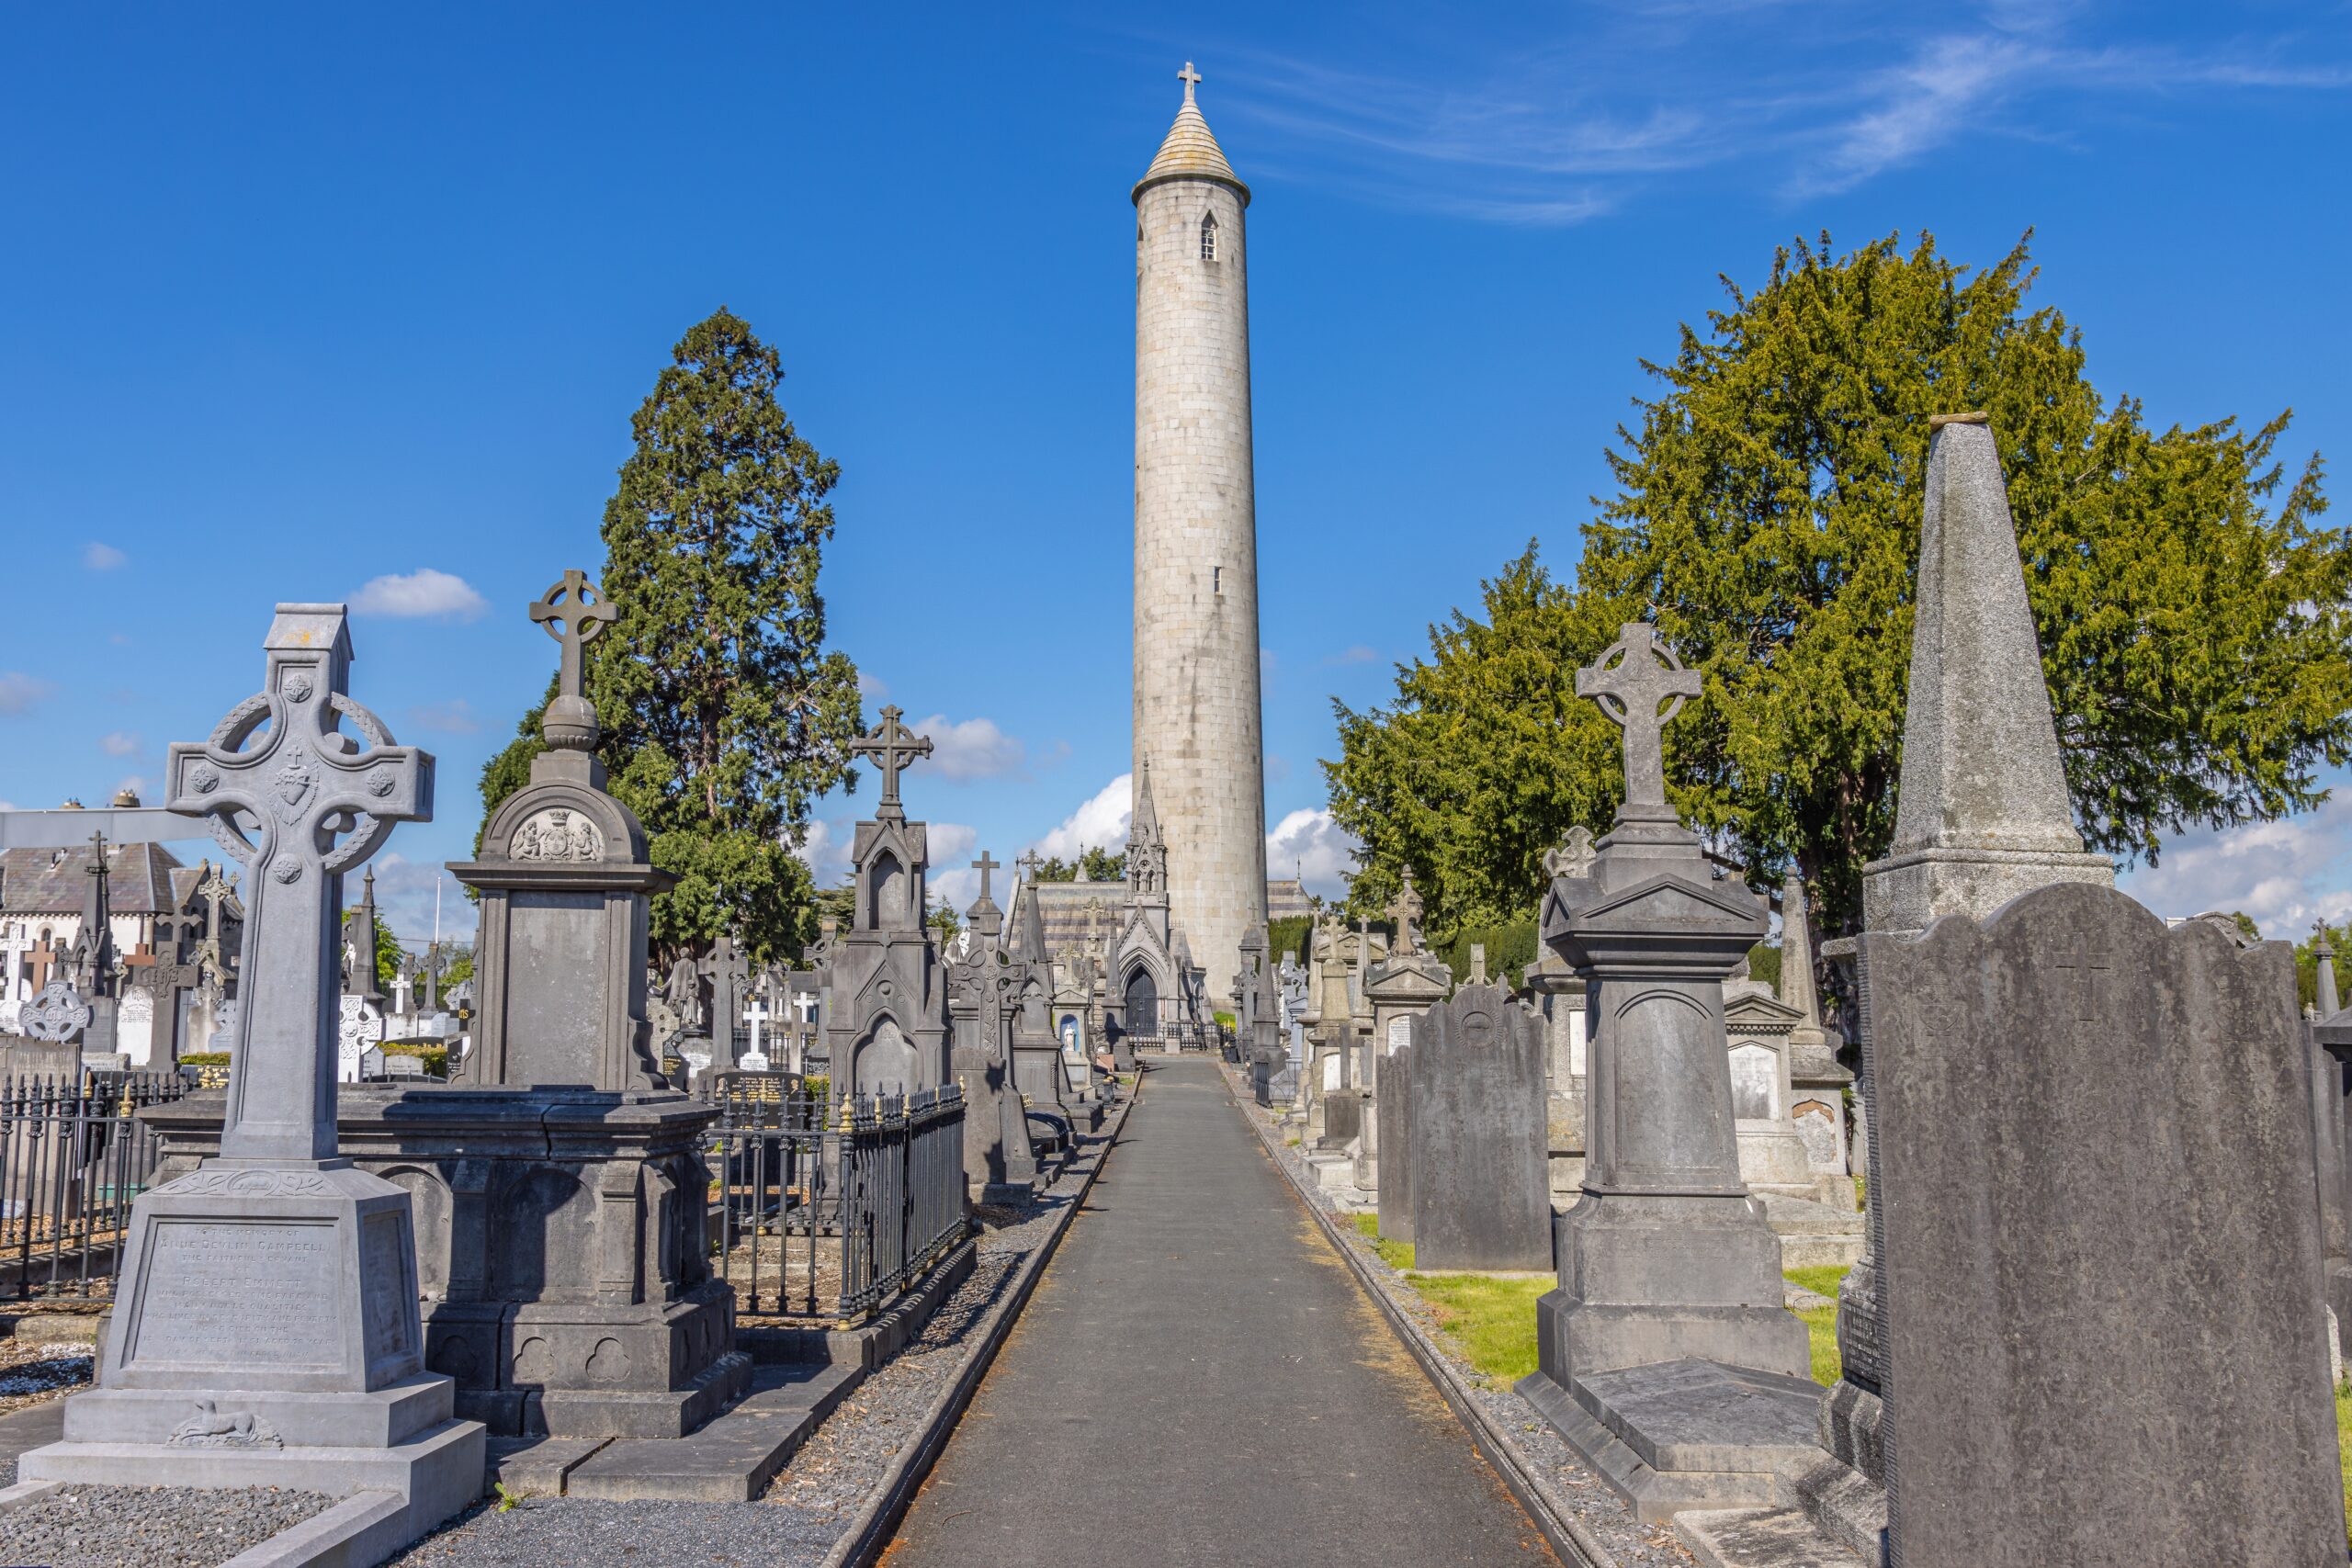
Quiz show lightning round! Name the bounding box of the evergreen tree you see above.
[478,309,864,964]
[1329,232,2350,937]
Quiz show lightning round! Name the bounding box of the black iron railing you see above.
[705,1074,967,1321]
[1116,1023,1224,1054]
[1,1070,187,1301]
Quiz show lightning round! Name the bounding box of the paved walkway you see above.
[884,1055,1557,1566]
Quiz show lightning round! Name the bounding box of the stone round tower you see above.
[1132,62,1268,994]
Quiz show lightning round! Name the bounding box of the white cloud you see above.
[349,569,489,622]
[1326,645,1378,666]
[2118,796,2352,939]
[1032,775,1133,863]
[790,817,856,886]
[409,699,481,736]
[925,823,982,909]
[83,542,127,570]
[0,672,55,715]
[1268,807,1362,902]
[364,853,479,947]
[857,671,889,699]
[99,731,141,757]
[913,714,1025,783]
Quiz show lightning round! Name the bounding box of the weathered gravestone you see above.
[1405,982,1547,1270]
[1359,872,1448,1194]
[1865,883,2344,1566]
[1517,622,1809,1519]
[22,604,482,1551]
[946,852,1041,1203]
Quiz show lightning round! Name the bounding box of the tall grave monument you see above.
[1824,414,2117,1484]
[1517,622,1811,1518]
[945,852,1042,1203]
[23,604,481,1553]
[821,707,950,1099]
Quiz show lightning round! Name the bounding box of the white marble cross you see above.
[0,925,31,1003]
[742,996,770,1061]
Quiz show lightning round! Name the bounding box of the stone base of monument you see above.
[1316,1086,1364,1152]
[1515,1358,1821,1522]
[1755,1193,1865,1269]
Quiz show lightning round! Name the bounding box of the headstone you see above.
[1359,877,1448,1193]
[17,979,92,1043]
[1404,983,1547,1269]
[945,850,1039,1202]
[1866,885,2343,1564]
[22,603,481,1551]
[1518,622,1809,1517]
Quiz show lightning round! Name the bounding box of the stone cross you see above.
[0,926,30,997]
[530,569,616,705]
[972,851,999,905]
[743,995,770,1060]
[850,705,933,819]
[1018,849,1043,884]
[390,961,413,1020]
[2051,931,2111,1023]
[166,604,434,1163]
[1385,871,1424,957]
[792,989,819,1028]
[1576,623,1700,813]
[74,832,115,993]
[1178,60,1201,100]
[18,981,92,1043]
[26,934,61,995]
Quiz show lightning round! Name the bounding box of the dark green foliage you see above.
[2298,920,2352,1014]
[475,309,863,966]
[1329,231,2349,938]
[1032,846,1127,884]
[1745,942,1781,995]
[1267,915,1314,969]
[1435,919,1540,989]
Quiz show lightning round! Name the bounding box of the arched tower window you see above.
[1200,213,1218,261]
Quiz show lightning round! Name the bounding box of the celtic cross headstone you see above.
[21,603,480,1536]
[850,705,933,819]
[167,604,433,1160]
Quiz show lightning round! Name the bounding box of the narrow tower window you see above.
[1213,566,1223,593]
[1200,213,1218,261]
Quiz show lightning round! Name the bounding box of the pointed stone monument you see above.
[822,707,950,1099]
[22,604,481,1553]
[1826,414,2115,1485]
[1517,622,1811,1519]
[946,852,1040,1203]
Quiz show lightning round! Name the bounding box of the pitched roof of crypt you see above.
[1,840,186,916]
[1134,63,1249,206]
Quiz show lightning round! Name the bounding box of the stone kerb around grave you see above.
[1865,881,2344,1566]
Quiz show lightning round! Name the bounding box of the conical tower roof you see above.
[1133,62,1250,207]
[1130,759,1162,846]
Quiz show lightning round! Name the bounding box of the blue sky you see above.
[2,2,2346,946]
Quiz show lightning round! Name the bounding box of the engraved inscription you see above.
[132,1220,342,1369]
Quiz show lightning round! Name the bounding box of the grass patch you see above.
[1784,1264,1850,1302]
[1785,1265,1850,1388]
[2338,1383,2352,1546]
[1408,1273,1550,1385]
[1351,1213,1415,1271]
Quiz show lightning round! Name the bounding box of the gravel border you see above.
[3,1483,337,1568]
[1224,1063,1698,1568]
[383,1094,1131,1568]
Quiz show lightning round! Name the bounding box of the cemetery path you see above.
[882,1055,1559,1567]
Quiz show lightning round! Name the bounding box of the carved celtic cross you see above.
[166,604,434,1162]
[530,569,616,705]
[1575,623,1700,813]
[851,705,933,818]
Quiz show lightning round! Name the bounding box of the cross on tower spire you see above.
[850,705,933,820]
[1576,623,1702,817]
[1017,849,1043,884]
[1178,61,1201,102]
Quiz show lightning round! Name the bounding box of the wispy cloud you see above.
[0,672,55,716]
[1187,5,2350,222]
[349,568,489,622]
[99,730,141,757]
[408,699,481,736]
[1267,807,1361,901]
[83,542,127,570]
[1032,775,1133,863]
[1325,645,1378,667]
[2119,795,2352,938]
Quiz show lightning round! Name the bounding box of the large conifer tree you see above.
[480,309,863,962]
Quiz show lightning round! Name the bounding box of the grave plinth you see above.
[22,604,482,1552]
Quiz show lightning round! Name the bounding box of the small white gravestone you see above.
[337,994,384,1082]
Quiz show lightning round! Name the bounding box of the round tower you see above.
[1132,62,1267,994]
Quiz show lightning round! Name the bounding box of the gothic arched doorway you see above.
[1125,968,1159,1035]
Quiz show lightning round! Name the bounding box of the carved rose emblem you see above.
[189,763,220,795]
[365,767,395,798]
[271,855,302,885]
[284,673,314,703]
